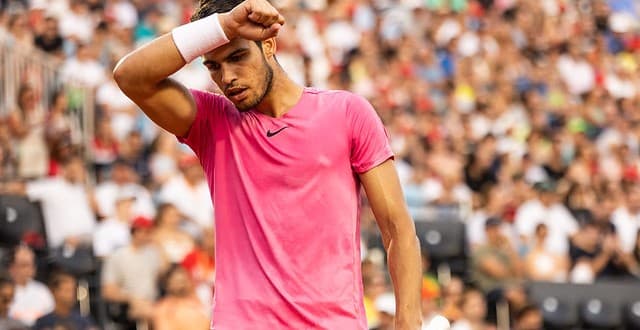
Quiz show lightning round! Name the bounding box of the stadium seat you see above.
[414,219,466,260]
[0,194,47,249]
[625,300,640,329]
[414,218,468,278]
[540,295,580,329]
[580,297,622,329]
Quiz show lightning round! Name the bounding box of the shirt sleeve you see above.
[347,93,394,173]
[25,180,55,201]
[177,89,226,157]
[100,254,119,286]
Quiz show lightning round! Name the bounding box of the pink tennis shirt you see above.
[178,87,393,329]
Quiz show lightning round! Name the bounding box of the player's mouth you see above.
[227,87,248,102]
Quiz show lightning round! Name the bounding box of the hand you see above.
[128,297,154,320]
[64,236,81,249]
[219,0,285,41]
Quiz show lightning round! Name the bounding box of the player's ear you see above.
[261,38,277,59]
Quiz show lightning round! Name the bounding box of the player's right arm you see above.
[113,0,285,137]
[113,35,195,137]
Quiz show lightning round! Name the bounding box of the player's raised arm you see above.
[113,0,284,137]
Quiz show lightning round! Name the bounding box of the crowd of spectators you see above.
[1,0,640,329]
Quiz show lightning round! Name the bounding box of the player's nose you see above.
[220,65,238,86]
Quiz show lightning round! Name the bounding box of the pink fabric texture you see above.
[179,88,393,329]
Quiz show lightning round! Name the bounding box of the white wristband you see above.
[171,13,230,63]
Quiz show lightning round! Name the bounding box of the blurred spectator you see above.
[58,0,93,44]
[33,271,97,330]
[440,277,464,323]
[96,73,139,142]
[33,16,63,58]
[181,227,215,306]
[95,159,155,219]
[611,182,640,253]
[152,265,209,330]
[60,43,106,89]
[101,216,166,326]
[569,219,631,282]
[512,305,543,330]
[0,276,28,330]
[515,181,578,255]
[451,287,494,330]
[8,83,48,179]
[92,192,136,258]
[362,260,387,329]
[45,90,78,159]
[148,132,180,186]
[373,292,396,330]
[158,155,213,230]
[153,203,194,263]
[23,155,96,248]
[471,217,523,293]
[524,223,569,282]
[7,245,54,326]
[91,119,119,182]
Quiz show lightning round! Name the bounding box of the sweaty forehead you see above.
[203,38,257,62]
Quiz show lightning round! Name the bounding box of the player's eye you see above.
[229,54,244,62]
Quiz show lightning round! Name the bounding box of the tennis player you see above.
[113,0,422,328]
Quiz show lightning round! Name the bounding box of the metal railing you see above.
[0,36,94,162]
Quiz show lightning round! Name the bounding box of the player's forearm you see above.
[387,231,422,329]
[113,34,186,97]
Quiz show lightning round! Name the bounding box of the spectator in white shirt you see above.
[95,159,155,219]
[59,43,106,89]
[515,181,578,255]
[8,245,54,326]
[24,156,97,248]
[611,183,640,253]
[93,191,136,258]
[158,155,213,229]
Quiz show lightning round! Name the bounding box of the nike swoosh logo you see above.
[266,126,288,137]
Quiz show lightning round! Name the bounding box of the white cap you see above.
[375,292,396,315]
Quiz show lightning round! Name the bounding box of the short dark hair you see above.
[191,0,246,22]
[0,275,14,290]
[48,271,75,291]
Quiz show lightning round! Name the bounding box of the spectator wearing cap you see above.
[158,154,213,230]
[152,265,209,330]
[92,191,137,258]
[101,216,167,326]
[515,181,579,255]
[7,245,54,326]
[33,271,97,330]
[0,276,28,330]
[471,217,523,294]
[373,292,396,330]
[94,159,155,220]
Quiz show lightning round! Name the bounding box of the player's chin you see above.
[233,97,259,112]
